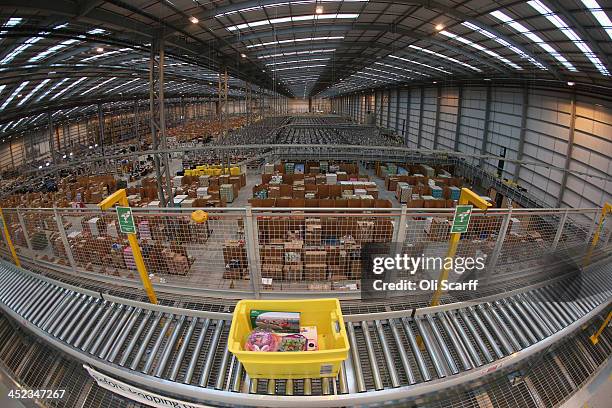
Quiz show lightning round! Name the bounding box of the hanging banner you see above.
[83,365,213,408]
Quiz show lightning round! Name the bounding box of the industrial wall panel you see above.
[438,87,459,151]
[407,88,421,148]
[389,90,398,133]
[420,87,437,149]
[398,89,409,144]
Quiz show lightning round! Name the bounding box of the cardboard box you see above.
[283,264,303,281]
[304,263,327,280]
[304,250,326,264]
[262,264,283,280]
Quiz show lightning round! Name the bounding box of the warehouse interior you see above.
[0,1,610,407]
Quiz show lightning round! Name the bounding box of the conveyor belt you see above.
[0,260,610,407]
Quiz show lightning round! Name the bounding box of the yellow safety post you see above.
[583,203,611,267]
[590,310,612,345]
[98,189,158,304]
[0,208,21,268]
[429,188,491,307]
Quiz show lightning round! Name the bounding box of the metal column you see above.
[149,35,173,206]
[454,86,463,152]
[48,112,55,163]
[557,91,577,207]
[433,86,442,150]
[417,86,424,148]
[513,87,529,183]
[97,103,104,154]
[479,85,492,169]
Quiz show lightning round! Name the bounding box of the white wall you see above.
[331,84,612,211]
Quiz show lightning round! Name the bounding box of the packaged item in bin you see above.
[250,310,300,333]
[300,326,319,351]
[245,329,278,352]
[276,334,307,352]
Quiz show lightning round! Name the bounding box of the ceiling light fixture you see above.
[241,53,247,58]
[95,47,104,53]
[435,24,444,31]
[189,16,199,24]
[316,6,324,14]
[567,81,575,86]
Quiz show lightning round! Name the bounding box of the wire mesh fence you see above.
[0,205,609,298]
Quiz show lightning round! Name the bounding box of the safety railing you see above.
[0,205,609,300]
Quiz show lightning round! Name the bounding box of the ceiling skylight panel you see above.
[17,79,51,106]
[490,10,578,72]
[80,77,117,95]
[271,64,327,71]
[580,0,612,40]
[104,78,140,94]
[266,58,330,66]
[226,14,359,32]
[0,23,67,65]
[0,81,29,111]
[439,30,522,70]
[0,17,22,39]
[215,1,368,18]
[247,36,344,48]
[461,22,546,70]
[374,61,429,77]
[81,48,131,62]
[28,38,80,62]
[364,66,411,80]
[407,45,480,72]
[49,77,87,100]
[35,78,69,102]
[257,49,336,59]
[527,0,609,75]
[389,54,452,74]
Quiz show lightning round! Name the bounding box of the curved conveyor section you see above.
[0,260,610,407]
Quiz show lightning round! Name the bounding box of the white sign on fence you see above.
[84,365,213,408]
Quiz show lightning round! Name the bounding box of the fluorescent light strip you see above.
[0,81,29,111]
[489,10,577,72]
[271,64,326,71]
[389,54,452,74]
[374,61,429,77]
[17,79,51,106]
[581,1,612,40]
[35,78,69,102]
[80,77,117,95]
[49,77,87,100]
[247,36,344,48]
[528,0,609,76]
[439,30,522,70]
[226,14,359,32]
[0,84,5,98]
[461,22,546,70]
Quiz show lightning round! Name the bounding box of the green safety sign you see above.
[116,206,136,234]
[451,205,473,234]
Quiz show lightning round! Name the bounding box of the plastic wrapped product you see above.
[276,334,307,352]
[245,329,278,352]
